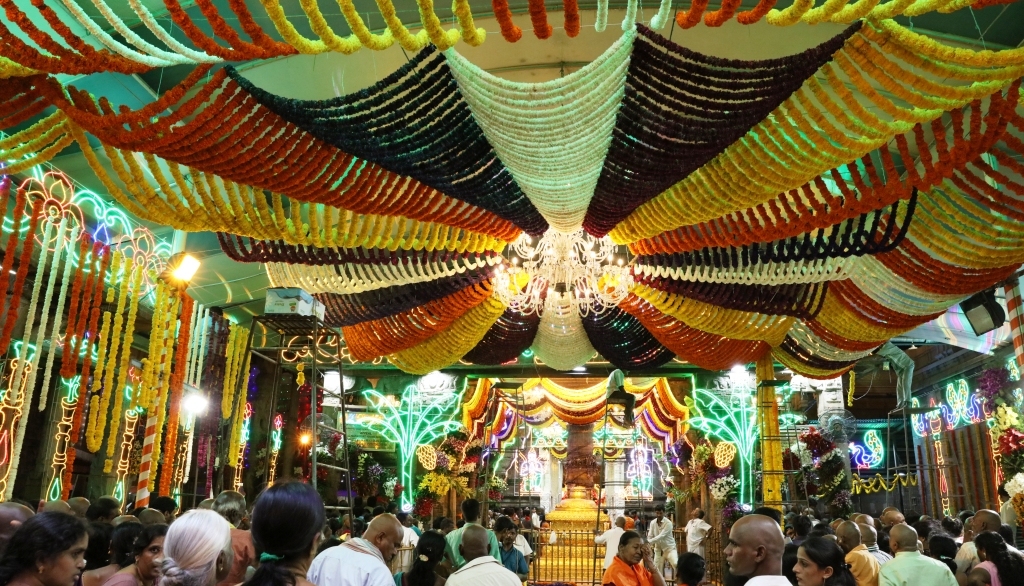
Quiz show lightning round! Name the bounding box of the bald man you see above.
[955,510,1003,574]
[859,523,892,566]
[724,514,789,584]
[880,509,905,529]
[837,521,880,586]
[112,515,140,526]
[308,513,404,586]
[41,500,72,515]
[137,508,166,525]
[197,498,215,510]
[878,525,956,586]
[67,497,90,518]
[0,502,34,557]
[446,525,522,586]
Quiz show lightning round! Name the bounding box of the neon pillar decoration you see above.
[1008,358,1021,382]
[113,410,140,506]
[172,412,195,502]
[234,402,252,491]
[934,436,952,517]
[46,376,80,501]
[268,414,284,484]
[359,381,464,510]
[0,342,36,498]
[849,430,884,470]
[686,385,759,504]
[626,441,654,498]
[519,449,545,494]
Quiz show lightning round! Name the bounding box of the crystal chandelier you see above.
[493,229,633,317]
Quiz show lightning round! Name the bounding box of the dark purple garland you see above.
[217,232,498,267]
[581,305,675,369]
[461,308,540,365]
[224,52,548,236]
[583,22,862,236]
[317,270,492,327]
[635,274,828,320]
[635,191,916,269]
[778,336,857,372]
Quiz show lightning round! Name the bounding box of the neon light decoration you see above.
[532,423,568,450]
[911,378,996,438]
[626,441,654,498]
[714,441,737,468]
[268,414,284,484]
[46,376,80,500]
[849,430,884,470]
[359,382,464,510]
[519,449,545,494]
[113,410,139,506]
[0,342,36,498]
[934,436,952,517]
[1008,358,1021,382]
[234,402,253,491]
[593,425,640,450]
[687,385,759,504]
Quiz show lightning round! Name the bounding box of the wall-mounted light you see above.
[960,289,1005,336]
[160,252,201,289]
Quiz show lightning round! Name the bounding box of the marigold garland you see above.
[388,296,505,375]
[103,260,143,473]
[159,294,194,496]
[0,197,42,353]
[146,290,181,493]
[85,251,125,453]
[220,324,250,420]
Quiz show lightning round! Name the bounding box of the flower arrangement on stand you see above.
[1004,473,1024,523]
[353,452,387,498]
[487,476,507,502]
[798,428,852,518]
[417,429,478,500]
[980,366,1024,509]
[783,439,818,499]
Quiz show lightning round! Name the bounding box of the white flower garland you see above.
[266,254,501,294]
[37,226,80,412]
[191,307,211,388]
[531,293,596,371]
[59,0,181,68]
[649,0,673,29]
[184,303,203,388]
[445,29,635,232]
[847,256,965,315]
[633,256,858,286]
[124,0,222,63]
[10,218,56,402]
[787,321,877,362]
[1005,472,1024,498]
[710,475,740,501]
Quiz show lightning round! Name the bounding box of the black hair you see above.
[326,518,343,534]
[794,515,813,537]
[85,522,113,570]
[431,517,449,531]
[86,497,121,522]
[456,519,465,529]
[494,517,516,533]
[940,516,963,537]
[655,505,665,513]
[912,520,940,543]
[696,509,705,520]
[999,524,1015,545]
[405,531,446,586]
[351,518,366,539]
[927,534,958,575]
[959,510,975,525]
[975,531,1024,586]
[783,543,800,585]
[808,524,835,539]
[111,523,144,568]
[396,513,409,525]
[371,507,385,517]
[386,503,398,514]
[461,499,481,522]
[245,481,326,586]
[798,537,856,586]
[149,497,178,515]
[0,512,88,584]
[676,552,705,585]
[618,531,641,549]
[877,530,891,555]
[130,507,147,518]
[131,524,168,561]
[752,508,782,525]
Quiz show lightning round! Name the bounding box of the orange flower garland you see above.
[528,0,553,39]
[563,0,581,37]
[492,0,523,41]
[0,198,43,353]
[0,187,26,309]
[158,294,194,497]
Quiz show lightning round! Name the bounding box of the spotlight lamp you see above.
[959,289,1006,336]
[160,252,201,289]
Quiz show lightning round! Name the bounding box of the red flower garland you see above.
[70,245,111,443]
[528,0,553,39]
[491,0,523,41]
[0,186,26,309]
[675,0,710,28]
[0,198,43,353]
[159,294,194,496]
[563,0,581,37]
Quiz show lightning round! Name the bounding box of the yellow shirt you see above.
[846,544,881,586]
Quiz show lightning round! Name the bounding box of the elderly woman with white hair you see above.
[159,510,233,586]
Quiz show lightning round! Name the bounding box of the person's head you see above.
[149,497,178,525]
[974,530,1024,584]
[364,514,404,563]
[752,508,782,526]
[406,532,446,586]
[972,510,1002,537]
[371,507,385,518]
[159,510,232,586]
[249,481,325,586]
[1000,523,1015,544]
[783,543,800,585]
[112,516,140,527]
[911,520,940,552]
[197,500,214,511]
[794,515,813,538]
[212,491,246,527]
[84,522,113,570]
[928,533,958,574]
[42,501,73,515]
[138,509,166,526]
[676,552,705,586]
[615,517,626,529]
[431,517,448,531]
[461,499,482,524]
[0,511,88,586]
[834,521,861,554]
[880,508,905,528]
[690,508,705,520]
[655,505,665,521]
[110,523,144,568]
[959,510,975,525]
[130,524,167,582]
[0,502,34,557]
[724,514,785,578]
[793,537,856,586]
[857,523,877,548]
[396,513,411,528]
[975,531,1006,563]
[495,517,517,549]
[888,524,919,554]
[940,516,962,538]
[616,531,644,566]
[459,524,491,563]
[439,518,455,534]
[807,524,834,539]
[67,499,90,519]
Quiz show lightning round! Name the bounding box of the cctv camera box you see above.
[265,288,325,319]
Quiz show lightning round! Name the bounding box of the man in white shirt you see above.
[596,517,627,569]
[446,525,523,586]
[683,508,711,558]
[646,505,677,576]
[1000,488,1018,527]
[531,508,540,530]
[955,509,1002,575]
[309,514,404,586]
[879,524,957,586]
[723,514,790,585]
[396,512,420,573]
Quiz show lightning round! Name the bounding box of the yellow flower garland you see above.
[103,261,143,473]
[147,291,181,493]
[85,250,122,452]
[388,295,504,374]
[221,324,250,420]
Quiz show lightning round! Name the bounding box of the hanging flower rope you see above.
[461,309,540,365]
[584,22,860,236]
[103,261,144,473]
[531,294,598,370]
[581,306,675,369]
[388,295,505,374]
[634,275,828,321]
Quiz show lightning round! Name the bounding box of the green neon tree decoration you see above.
[360,380,465,510]
[686,387,759,505]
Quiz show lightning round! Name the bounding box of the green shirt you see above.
[445,523,502,569]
